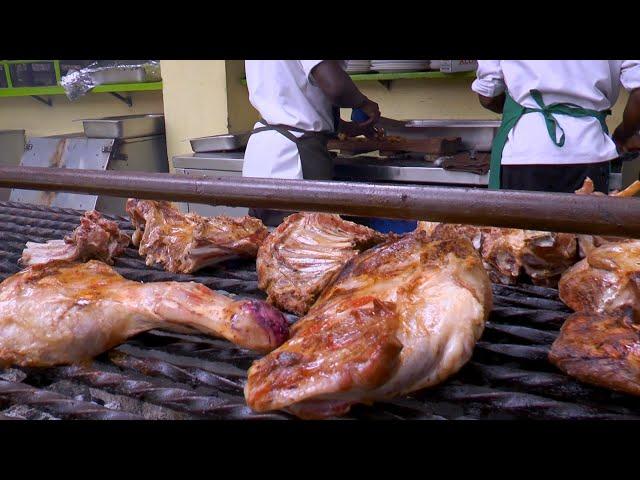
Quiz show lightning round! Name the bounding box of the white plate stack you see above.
[345,60,371,74]
[371,60,430,73]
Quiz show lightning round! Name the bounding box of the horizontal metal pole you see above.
[1,166,640,238]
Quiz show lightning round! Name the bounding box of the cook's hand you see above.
[339,120,378,139]
[356,97,381,127]
[613,127,640,153]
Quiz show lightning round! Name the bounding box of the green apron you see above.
[488,89,612,189]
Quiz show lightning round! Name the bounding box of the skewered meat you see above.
[127,199,269,274]
[20,211,130,267]
[0,260,289,367]
[559,241,640,317]
[417,222,577,287]
[256,213,386,315]
[549,311,640,396]
[245,233,492,419]
[574,177,640,257]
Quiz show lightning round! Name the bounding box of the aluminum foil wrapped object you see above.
[60,60,161,101]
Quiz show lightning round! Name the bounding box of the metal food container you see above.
[82,114,165,139]
[397,120,500,152]
[91,67,148,85]
[190,133,250,153]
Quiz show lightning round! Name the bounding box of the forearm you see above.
[311,61,368,108]
[615,88,640,141]
[478,93,506,114]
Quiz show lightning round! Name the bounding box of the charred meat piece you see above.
[20,211,130,267]
[549,312,640,396]
[127,199,269,274]
[245,233,492,419]
[417,222,577,287]
[257,213,386,315]
[559,241,640,317]
[574,177,639,258]
[0,260,289,367]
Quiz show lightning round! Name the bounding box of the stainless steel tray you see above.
[92,67,148,85]
[190,134,250,153]
[81,114,165,139]
[394,119,500,152]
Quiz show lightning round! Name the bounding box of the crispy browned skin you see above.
[418,222,577,287]
[0,260,289,367]
[549,312,640,396]
[21,211,130,267]
[559,241,640,317]
[256,213,386,315]
[246,233,492,419]
[574,177,637,257]
[127,199,268,274]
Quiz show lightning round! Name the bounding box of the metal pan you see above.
[395,119,500,152]
[81,114,165,139]
[190,133,250,153]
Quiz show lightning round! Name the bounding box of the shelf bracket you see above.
[31,95,52,107]
[378,80,392,91]
[110,92,133,107]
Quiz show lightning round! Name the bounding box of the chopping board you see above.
[328,136,462,156]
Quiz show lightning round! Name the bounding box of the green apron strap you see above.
[488,94,524,189]
[488,89,612,190]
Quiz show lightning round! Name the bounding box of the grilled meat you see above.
[559,241,640,317]
[0,260,289,366]
[418,222,577,287]
[127,199,269,274]
[574,177,639,258]
[245,233,492,419]
[256,213,386,315]
[20,211,130,267]
[549,311,640,396]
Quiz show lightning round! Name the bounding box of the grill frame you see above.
[0,201,639,420]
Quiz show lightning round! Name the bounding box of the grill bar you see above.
[1,201,640,420]
[2,166,640,237]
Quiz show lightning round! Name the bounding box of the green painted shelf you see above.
[0,82,163,98]
[240,70,475,85]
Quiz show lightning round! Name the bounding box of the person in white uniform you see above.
[243,60,381,225]
[472,60,640,193]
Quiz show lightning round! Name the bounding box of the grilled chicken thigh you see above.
[21,211,130,267]
[245,233,492,419]
[559,241,640,317]
[0,260,289,367]
[127,199,269,274]
[549,311,640,396]
[256,213,386,315]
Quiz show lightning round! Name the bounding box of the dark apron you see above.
[248,118,336,226]
[489,89,611,190]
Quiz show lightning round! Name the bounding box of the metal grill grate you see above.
[0,201,639,420]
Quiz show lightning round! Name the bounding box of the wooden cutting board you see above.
[327,136,462,155]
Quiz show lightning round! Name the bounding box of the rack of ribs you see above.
[0,260,289,367]
[127,199,269,274]
[256,213,387,315]
[245,233,492,419]
[20,210,130,267]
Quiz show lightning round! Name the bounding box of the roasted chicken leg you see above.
[0,260,289,367]
[245,233,492,419]
[127,199,269,274]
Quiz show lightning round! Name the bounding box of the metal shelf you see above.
[240,70,475,89]
[0,60,162,106]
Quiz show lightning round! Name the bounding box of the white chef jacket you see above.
[243,60,345,179]
[472,61,640,165]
